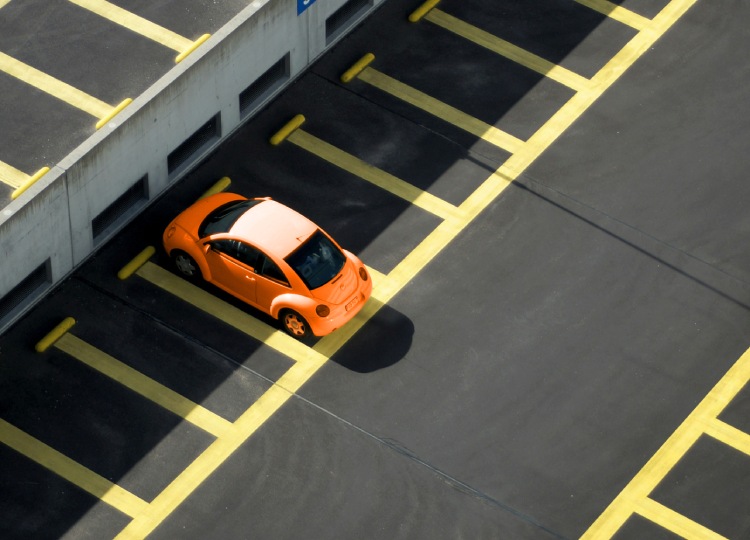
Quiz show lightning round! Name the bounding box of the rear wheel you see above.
[281,309,311,339]
[172,251,199,279]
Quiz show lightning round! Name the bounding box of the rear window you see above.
[198,199,262,237]
[285,230,345,290]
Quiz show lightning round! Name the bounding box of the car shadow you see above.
[330,301,414,373]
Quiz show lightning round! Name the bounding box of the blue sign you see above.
[297,0,316,15]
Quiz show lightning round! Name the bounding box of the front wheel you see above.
[281,309,311,339]
[172,251,199,279]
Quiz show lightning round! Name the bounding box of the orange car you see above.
[162,192,372,338]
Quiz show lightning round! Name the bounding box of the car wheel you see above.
[172,251,199,279]
[281,309,311,339]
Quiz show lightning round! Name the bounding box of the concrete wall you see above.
[0,0,383,333]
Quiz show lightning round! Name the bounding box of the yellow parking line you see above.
[115,356,322,539]
[0,0,11,9]
[0,418,148,518]
[365,265,387,286]
[425,9,592,93]
[310,0,694,362]
[635,498,727,540]
[575,0,651,31]
[0,160,30,189]
[356,67,525,153]
[0,51,112,118]
[702,417,750,456]
[55,333,234,439]
[581,342,746,539]
[135,261,327,367]
[67,0,192,52]
[288,129,461,221]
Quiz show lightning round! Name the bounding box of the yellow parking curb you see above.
[409,0,440,22]
[11,167,50,200]
[35,317,76,353]
[176,33,211,63]
[340,53,375,83]
[269,114,306,146]
[198,176,232,200]
[96,98,132,129]
[117,246,156,280]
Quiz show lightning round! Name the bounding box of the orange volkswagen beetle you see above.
[162,192,371,338]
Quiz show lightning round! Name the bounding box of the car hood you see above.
[310,258,358,305]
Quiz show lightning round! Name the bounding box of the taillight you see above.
[358,267,368,281]
[316,305,330,317]
[166,225,176,239]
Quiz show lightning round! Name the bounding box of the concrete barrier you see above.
[0,0,384,333]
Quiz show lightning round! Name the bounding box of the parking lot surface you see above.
[0,0,247,204]
[3,0,750,538]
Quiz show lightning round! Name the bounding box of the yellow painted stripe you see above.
[0,160,29,189]
[0,0,11,8]
[702,417,750,457]
[55,333,234,438]
[365,265,387,286]
[358,67,525,153]
[313,0,694,364]
[135,261,327,367]
[575,0,651,31]
[0,418,148,517]
[288,129,461,220]
[425,9,592,92]
[67,0,192,52]
[635,498,727,540]
[115,356,323,539]
[581,342,747,539]
[0,51,112,118]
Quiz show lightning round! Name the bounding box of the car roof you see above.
[230,199,318,257]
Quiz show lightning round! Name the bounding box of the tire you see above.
[280,309,311,339]
[172,251,200,279]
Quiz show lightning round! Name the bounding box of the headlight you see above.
[358,267,368,281]
[316,305,330,317]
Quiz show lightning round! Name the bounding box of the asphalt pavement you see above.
[0,0,248,204]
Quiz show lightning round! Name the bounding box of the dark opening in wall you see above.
[326,0,371,44]
[0,260,50,324]
[240,54,290,119]
[168,114,221,177]
[92,176,148,245]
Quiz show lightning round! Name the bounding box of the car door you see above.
[254,252,294,311]
[203,239,260,306]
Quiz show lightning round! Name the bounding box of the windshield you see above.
[285,230,346,290]
[198,199,262,237]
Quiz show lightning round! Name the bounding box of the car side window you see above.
[211,240,260,269]
[259,254,290,286]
